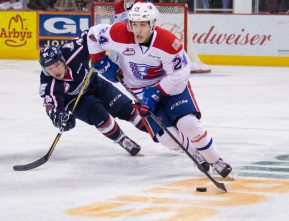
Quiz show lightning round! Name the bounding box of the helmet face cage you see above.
[128,2,159,32]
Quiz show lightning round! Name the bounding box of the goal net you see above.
[91,2,188,51]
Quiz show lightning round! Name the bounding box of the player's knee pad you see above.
[176,114,213,151]
[87,103,110,126]
[176,114,205,139]
[117,101,135,121]
[156,127,183,152]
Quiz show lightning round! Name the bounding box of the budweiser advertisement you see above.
[188,14,289,57]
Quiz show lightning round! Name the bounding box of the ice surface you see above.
[1,60,289,221]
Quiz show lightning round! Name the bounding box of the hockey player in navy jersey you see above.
[39,31,147,156]
[87,2,232,177]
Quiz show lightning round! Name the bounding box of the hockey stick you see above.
[13,68,94,171]
[117,76,227,192]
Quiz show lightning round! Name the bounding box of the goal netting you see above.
[91,2,188,51]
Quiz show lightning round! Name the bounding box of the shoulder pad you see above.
[110,23,134,44]
[153,27,183,54]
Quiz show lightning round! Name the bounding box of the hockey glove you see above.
[140,87,161,116]
[50,110,76,131]
[92,55,121,83]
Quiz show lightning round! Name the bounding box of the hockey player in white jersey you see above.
[113,0,211,74]
[87,2,231,177]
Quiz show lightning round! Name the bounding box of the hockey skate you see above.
[212,158,232,178]
[116,134,141,156]
[193,151,210,172]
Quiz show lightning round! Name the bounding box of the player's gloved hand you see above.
[92,55,121,83]
[139,87,161,116]
[50,110,76,131]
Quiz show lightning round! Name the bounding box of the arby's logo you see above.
[0,14,32,47]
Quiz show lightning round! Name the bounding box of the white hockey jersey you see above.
[87,22,191,96]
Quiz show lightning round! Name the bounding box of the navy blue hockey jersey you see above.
[39,31,94,113]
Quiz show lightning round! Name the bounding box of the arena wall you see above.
[0,11,288,66]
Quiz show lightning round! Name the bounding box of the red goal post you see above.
[91,2,188,51]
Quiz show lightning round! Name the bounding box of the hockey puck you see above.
[196,187,207,192]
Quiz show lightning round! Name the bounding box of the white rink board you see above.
[158,14,185,44]
[188,14,289,56]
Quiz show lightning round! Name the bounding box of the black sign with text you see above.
[39,39,69,49]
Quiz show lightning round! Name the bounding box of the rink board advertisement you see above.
[38,12,90,49]
[188,14,289,65]
[0,11,289,66]
[0,11,38,59]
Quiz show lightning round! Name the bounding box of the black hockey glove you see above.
[50,110,76,131]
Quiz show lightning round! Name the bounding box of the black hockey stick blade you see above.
[216,181,227,192]
[13,132,62,171]
[13,155,49,171]
[203,167,227,192]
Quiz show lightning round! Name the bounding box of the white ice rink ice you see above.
[1,60,289,221]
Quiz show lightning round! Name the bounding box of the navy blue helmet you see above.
[39,46,63,67]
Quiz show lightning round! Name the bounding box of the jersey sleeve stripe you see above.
[50,78,58,109]
[66,45,83,65]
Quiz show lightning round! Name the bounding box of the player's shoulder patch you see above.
[110,22,135,44]
[153,27,183,54]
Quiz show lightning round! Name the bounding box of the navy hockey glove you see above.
[92,55,121,83]
[50,110,76,132]
[140,87,162,116]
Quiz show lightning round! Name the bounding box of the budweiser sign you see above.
[192,26,272,46]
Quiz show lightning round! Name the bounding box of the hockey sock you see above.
[191,130,219,163]
[129,108,147,132]
[156,127,197,154]
[96,116,122,141]
[177,114,220,163]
